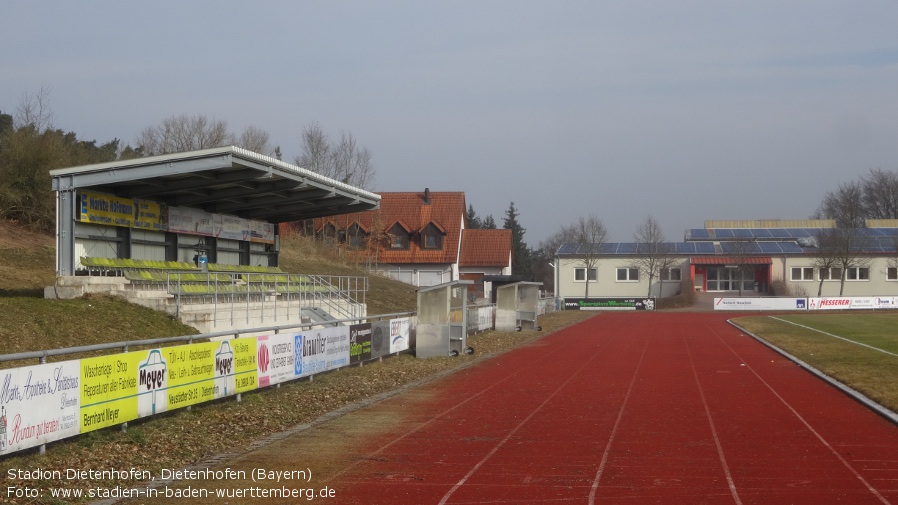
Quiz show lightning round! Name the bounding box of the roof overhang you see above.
[49,146,380,223]
[690,256,772,265]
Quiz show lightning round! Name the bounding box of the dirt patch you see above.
[0,220,54,249]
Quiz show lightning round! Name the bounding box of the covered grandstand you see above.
[47,146,380,332]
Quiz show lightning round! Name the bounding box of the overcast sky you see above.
[4,1,898,244]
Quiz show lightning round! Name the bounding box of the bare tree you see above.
[295,121,331,173]
[15,84,55,132]
[136,114,232,155]
[533,223,579,293]
[236,125,274,156]
[294,123,375,190]
[572,214,608,298]
[810,240,840,297]
[631,215,677,297]
[332,132,375,189]
[816,181,867,228]
[861,168,898,219]
[816,226,871,296]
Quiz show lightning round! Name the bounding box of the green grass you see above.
[733,313,898,413]
[0,233,418,360]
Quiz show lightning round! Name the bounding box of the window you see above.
[346,224,367,249]
[388,224,409,250]
[423,233,443,249]
[574,267,597,282]
[420,223,445,250]
[846,267,869,281]
[322,223,339,246]
[791,267,814,281]
[819,267,842,281]
[616,268,639,282]
[888,267,897,281]
[660,268,681,281]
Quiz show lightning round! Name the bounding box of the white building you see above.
[555,219,898,303]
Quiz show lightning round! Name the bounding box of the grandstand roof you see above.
[49,146,380,223]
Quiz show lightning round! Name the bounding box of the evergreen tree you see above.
[482,215,497,229]
[0,111,12,134]
[503,201,532,276]
[467,204,482,229]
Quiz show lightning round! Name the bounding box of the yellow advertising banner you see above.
[164,342,220,410]
[134,199,166,231]
[231,338,259,393]
[78,191,167,231]
[79,353,142,433]
[79,191,136,228]
[79,338,259,433]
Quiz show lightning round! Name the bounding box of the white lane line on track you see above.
[685,335,742,505]
[769,316,898,358]
[327,329,584,484]
[587,337,650,505]
[439,336,614,505]
[710,326,892,505]
[325,363,523,483]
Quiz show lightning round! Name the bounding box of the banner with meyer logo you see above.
[78,338,257,434]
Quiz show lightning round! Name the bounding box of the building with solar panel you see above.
[554,219,898,306]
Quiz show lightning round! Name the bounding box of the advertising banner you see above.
[713,297,808,311]
[79,191,136,228]
[79,338,257,434]
[249,219,276,244]
[369,321,392,359]
[80,352,144,433]
[168,206,214,236]
[0,360,81,454]
[389,318,411,353]
[349,323,373,364]
[294,326,351,378]
[134,199,166,231]
[229,338,258,394]
[256,333,297,388]
[564,298,655,311]
[1,319,415,455]
[215,213,250,241]
[808,297,898,310]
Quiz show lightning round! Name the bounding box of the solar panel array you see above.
[719,241,804,254]
[557,228,898,256]
[687,228,826,240]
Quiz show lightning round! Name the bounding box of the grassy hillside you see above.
[0,221,417,356]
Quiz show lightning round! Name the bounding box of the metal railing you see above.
[157,271,368,327]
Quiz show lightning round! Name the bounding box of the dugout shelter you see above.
[415,280,474,358]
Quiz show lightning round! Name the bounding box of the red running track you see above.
[330,312,898,504]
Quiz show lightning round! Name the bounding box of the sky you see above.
[3,1,898,245]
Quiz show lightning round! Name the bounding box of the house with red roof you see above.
[316,189,512,299]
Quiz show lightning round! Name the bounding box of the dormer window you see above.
[322,222,338,246]
[346,222,368,249]
[420,222,445,250]
[389,223,410,249]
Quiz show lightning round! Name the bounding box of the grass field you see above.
[733,312,898,413]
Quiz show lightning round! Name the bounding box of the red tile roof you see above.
[460,229,512,267]
[318,191,466,264]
